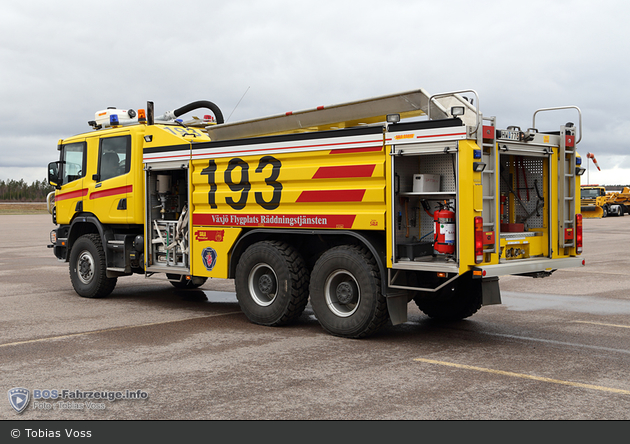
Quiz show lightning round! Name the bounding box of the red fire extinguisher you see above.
[434,203,455,255]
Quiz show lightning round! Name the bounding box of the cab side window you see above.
[98,135,130,182]
[62,142,86,185]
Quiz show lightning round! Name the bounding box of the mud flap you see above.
[386,291,409,325]
[481,276,501,306]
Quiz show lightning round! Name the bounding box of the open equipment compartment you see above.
[497,145,551,263]
[145,165,190,272]
[389,118,463,273]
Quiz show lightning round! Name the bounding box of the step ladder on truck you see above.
[46,88,585,338]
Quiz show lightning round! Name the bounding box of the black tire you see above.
[309,245,388,338]
[167,274,207,289]
[69,234,117,298]
[413,273,482,321]
[602,205,608,218]
[235,241,309,326]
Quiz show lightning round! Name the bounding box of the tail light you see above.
[474,216,484,263]
[576,214,583,254]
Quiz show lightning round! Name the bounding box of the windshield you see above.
[62,142,86,185]
[581,189,601,198]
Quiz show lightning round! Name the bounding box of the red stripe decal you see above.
[416,132,466,140]
[56,188,89,202]
[296,189,365,203]
[312,165,375,179]
[89,185,133,200]
[193,213,356,229]
[330,146,382,155]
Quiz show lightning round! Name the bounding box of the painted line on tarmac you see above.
[413,358,630,395]
[573,320,630,329]
[466,329,630,356]
[0,311,243,348]
[407,322,630,356]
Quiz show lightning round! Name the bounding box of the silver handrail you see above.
[46,191,55,215]
[532,106,582,144]
[428,89,480,133]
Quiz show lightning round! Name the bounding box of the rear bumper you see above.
[473,256,584,278]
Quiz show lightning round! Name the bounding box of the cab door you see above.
[55,140,87,225]
[84,133,132,224]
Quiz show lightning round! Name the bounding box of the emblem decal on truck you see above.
[195,230,225,242]
[201,247,218,271]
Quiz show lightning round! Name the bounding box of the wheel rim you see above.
[77,250,95,285]
[324,270,360,317]
[248,263,278,307]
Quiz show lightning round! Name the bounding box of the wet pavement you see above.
[1,214,629,420]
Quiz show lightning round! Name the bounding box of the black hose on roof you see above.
[173,101,224,124]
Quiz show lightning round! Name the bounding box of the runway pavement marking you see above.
[0,311,243,348]
[573,320,630,329]
[413,357,630,395]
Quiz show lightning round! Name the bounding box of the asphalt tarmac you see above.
[1,214,629,420]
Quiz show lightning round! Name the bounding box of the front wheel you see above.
[69,234,117,298]
[309,245,388,338]
[235,241,309,326]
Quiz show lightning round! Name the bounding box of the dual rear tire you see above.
[235,242,388,338]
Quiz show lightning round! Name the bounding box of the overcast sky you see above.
[1,0,628,185]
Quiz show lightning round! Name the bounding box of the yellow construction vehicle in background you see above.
[581,185,607,218]
[581,185,630,218]
[46,88,585,338]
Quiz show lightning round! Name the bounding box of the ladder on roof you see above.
[204,88,476,141]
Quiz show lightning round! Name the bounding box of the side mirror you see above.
[47,162,61,189]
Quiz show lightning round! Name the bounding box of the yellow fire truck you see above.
[47,89,585,338]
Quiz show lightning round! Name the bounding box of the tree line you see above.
[0,179,55,201]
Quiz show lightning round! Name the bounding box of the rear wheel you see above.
[413,273,482,321]
[309,245,388,338]
[69,234,117,298]
[235,241,309,326]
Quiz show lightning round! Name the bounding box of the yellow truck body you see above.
[47,89,585,338]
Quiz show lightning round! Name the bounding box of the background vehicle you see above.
[581,185,630,218]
